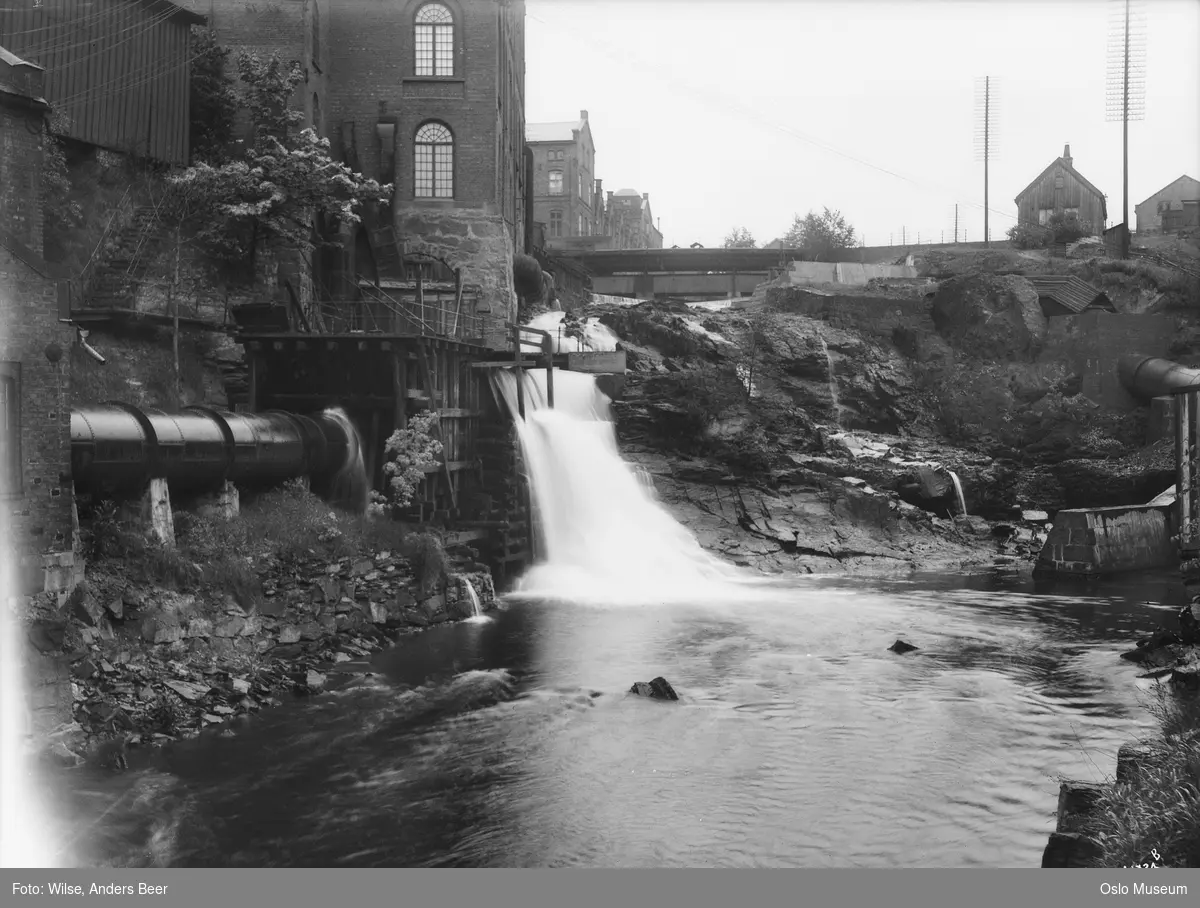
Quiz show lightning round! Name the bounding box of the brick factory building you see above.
[202,0,528,349]
[0,47,81,598]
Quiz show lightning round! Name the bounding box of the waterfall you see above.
[947,470,968,520]
[0,550,65,867]
[522,310,620,354]
[453,574,490,624]
[489,368,786,606]
[322,407,370,515]
[817,334,845,428]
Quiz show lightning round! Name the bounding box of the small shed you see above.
[1028,276,1115,317]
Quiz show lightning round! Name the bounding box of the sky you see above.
[524,0,1200,249]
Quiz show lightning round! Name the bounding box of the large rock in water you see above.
[931,274,1046,361]
[630,677,679,701]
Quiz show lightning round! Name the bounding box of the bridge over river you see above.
[561,247,801,302]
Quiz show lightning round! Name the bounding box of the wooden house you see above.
[1135,175,1200,234]
[0,0,205,166]
[1014,144,1107,234]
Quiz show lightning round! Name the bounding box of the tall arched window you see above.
[415,3,454,76]
[415,121,454,198]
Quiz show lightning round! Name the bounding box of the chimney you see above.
[607,190,613,204]
[580,109,588,120]
[643,192,649,200]
[1063,144,1072,167]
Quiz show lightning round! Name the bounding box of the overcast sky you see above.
[524,0,1200,249]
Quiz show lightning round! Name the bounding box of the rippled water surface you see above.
[35,571,1183,868]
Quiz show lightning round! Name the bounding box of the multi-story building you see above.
[0,46,80,598]
[526,110,598,248]
[201,0,527,349]
[606,188,663,250]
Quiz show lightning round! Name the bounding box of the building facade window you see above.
[549,210,563,237]
[414,121,454,198]
[0,362,20,498]
[577,213,583,234]
[415,3,454,77]
[548,170,563,195]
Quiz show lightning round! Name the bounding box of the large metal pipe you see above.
[1118,355,1200,402]
[70,402,356,498]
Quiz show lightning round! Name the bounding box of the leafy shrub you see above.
[399,531,449,592]
[370,410,444,517]
[513,254,544,299]
[1007,222,1051,250]
[1047,211,1093,244]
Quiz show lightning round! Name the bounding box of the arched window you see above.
[414,121,454,198]
[415,3,454,77]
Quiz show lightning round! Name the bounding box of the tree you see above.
[781,208,856,260]
[188,27,239,165]
[723,226,756,248]
[159,52,391,278]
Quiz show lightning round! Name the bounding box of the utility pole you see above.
[1107,0,1146,259]
[955,205,959,244]
[975,77,999,249]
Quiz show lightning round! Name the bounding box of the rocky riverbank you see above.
[1044,606,1200,868]
[19,522,497,770]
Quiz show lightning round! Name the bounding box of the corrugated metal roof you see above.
[1028,275,1115,314]
[526,119,585,143]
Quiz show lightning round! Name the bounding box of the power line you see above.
[2,7,182,65]
[526,11,1019,226]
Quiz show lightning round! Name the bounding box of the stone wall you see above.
[1034,504,1176,577]
[400,209,517,349]
[1040,311,1178,410]
[764,285,934,340]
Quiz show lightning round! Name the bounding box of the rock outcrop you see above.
[931,274,1046,361]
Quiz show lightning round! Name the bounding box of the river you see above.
[30,569,1179,868]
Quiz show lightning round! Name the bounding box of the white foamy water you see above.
[489,369,787,607]
[453,574,492,625]
[521,311,620,354]
[947,470,967,519]
[0,550,66,867]
[322,406,369,514]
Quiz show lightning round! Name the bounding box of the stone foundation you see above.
[1033,504,1176,577]
[397,209,518,351]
